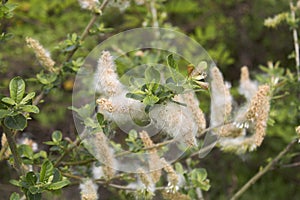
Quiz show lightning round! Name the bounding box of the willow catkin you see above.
[78,0,99,10]
[96,92,145,124]
[79,179,98,200]
[85,131,115,179]
[149,102,198,147]
[217,123,245,138]
[95,51,124,97]
[161,190,191,200]
[219,136,257,154]
[239,66,258,100]
[246,85,270,146]
[210,67,232,136]
[137,168,153,189]
[25,37,57,73]
[182,92,206,135]
[160,158,178,186]
[139,131,161,183]
[296,126,300,137]
[96,98,114,113]
[218,85,271,152]
[1,134,11,158]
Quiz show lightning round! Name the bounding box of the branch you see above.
[54,137,82,167]
[32,90,45,106]
[115,139,174,157]
[65,0,110,62]
[2,125,25,175]
[278,161,300,169]
[230,139,298,200]
[149,0,159,28]
[62,172,138,191]
[32,1,110,105]
[61,158,96,166]
[115,121,233,158]
[290,1,300,81]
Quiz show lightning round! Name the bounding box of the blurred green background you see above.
[0,0,300,199]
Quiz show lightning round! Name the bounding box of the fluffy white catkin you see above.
[239,66,258,101]
[79,178,98,200]
[210,67,232,135]
[94,51,124,97]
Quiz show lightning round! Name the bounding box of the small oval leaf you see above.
[2,97,16,105]
[40,160,54,182]
[0,109,11,118]
[20,92,36,105]
[9,77,25,103]
[47,179,70,190]
[4,114,27,130]
[145,66,161,83]
[52,131,62,143]
[21,105,39,114]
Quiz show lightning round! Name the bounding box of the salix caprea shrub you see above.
[0,0,299,200]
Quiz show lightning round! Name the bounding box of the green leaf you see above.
[143,95,159,106]
[10,192,20,200]
[96,113,105,126]
[0,109,10,118]
[43,141,56,146]
[2,97,16,105]
[189,168,210,191]
[128,129,138,139]
[20,105,39,114]
[26,172,37,186]
[167,54,178,70]
[190,168,207,181]
[165,83,184,93]
[20,92,36,105]
[47,179,70,190]
[68,104,94,119]
[4,114,27,130]
[33,150,47,160]
[36,71,57,85]
[52,131,62,143]
[29,186,40,194]
[52,168,62,183]
[126,92,144,101]
[26,191,41,200]
[175,162,185,174]
[40,160,54,182]
[10,179,21,187]
[9,77,25,103]
[83,117,98,129]
[145,66,160,83]
[18,144,34,159]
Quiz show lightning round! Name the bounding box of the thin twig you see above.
[65,0,110,62]
[150,0,159,28]
[230,139,298,200]
[54,137,82,167]
[33,90,45,106]
[2,125,25,175]
[62,172,138,191]
[61,158,97,166]
[32,1,110,105]
[115,121,233,158]
[61,172,83,180]
[290,1,300,81]
[279,161,300,169]
[115,139,174,157]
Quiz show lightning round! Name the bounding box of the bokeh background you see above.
[0,0,299,199]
